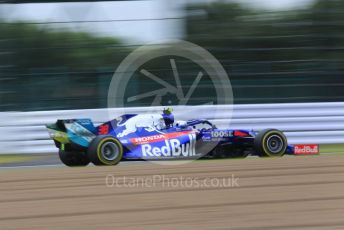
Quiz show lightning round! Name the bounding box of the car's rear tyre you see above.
[254,129,287,157]
[58,150,90,167]
[87,136,123,166]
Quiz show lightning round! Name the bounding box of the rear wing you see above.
[46,119,96,148]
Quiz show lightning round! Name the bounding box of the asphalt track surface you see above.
[1,155,344,230]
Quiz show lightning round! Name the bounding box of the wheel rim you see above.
[101,142,119,161]
[266,135,284,154]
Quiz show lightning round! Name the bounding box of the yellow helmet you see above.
[163,107,173,115]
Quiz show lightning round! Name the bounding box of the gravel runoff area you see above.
[0,154,344,229]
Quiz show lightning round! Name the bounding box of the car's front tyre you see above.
[58,150,90,167]
[87,136,123,166]
[254,129,287,157]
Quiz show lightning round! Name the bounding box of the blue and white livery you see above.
[46,110,303,166]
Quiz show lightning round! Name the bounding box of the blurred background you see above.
[0,0,344,111]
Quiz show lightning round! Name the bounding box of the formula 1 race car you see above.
[46,110,317,166]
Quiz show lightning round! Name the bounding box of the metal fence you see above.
[0,102,344,154]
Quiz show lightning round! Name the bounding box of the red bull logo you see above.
[141,134,196,157]
[294,144,319,155]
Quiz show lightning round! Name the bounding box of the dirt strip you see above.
[1,155,344,230]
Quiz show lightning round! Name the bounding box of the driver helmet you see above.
[162,107,174,128]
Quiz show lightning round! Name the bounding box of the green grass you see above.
[0,155,42,164]
[0,144,342,165]
[320,144,344,154]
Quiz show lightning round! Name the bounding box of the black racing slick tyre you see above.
[87,136,123,166]
[58,150,90,167]
[254,129,288,157]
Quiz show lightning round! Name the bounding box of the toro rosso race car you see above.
[46,108,318,166]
